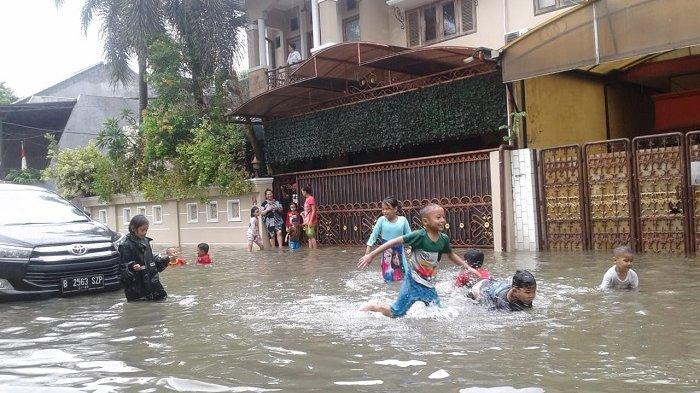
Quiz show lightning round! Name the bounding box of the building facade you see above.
[243,0,572,97]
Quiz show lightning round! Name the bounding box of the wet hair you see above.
[381,196,400,210]
[464,249,485,268]
[197,243,209,253]
[613,245,633,256]
[251,206,260,217]
[512,270,537,289]
[289,42,297,50]
[128,214,149,235]
[289,202,298,210]
[302,185,313,195]
[419,203,442,218]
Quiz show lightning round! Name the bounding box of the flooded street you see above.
[0,248,698,392]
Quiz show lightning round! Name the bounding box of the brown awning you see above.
[501,0,700,82]
[234,42,492,118]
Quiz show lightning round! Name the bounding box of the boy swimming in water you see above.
[600,245,638,290]
[357,203,480,317]
[468,270,537,312]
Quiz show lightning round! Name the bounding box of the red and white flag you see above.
[21,140,27,170]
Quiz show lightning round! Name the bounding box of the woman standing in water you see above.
[301,185,319,249]
[261,189,285,248]
[118,215,176,301]
[365,197,411,282]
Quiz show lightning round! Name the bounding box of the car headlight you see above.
[0,279,15,290]
[0,244,33,260]
[113,232,127,250]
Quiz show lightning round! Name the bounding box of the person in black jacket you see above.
[118,215,176,301]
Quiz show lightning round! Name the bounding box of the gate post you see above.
[509,149,541,251]
[250,177,274,249]
[491,149,515,252]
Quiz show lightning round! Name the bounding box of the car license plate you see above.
[61,275,104,293]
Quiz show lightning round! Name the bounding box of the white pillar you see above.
[300,5,309,59]
[257,18,268,68]
[311,0,321,48]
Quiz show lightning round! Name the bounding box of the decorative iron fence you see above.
[279,150,496,247]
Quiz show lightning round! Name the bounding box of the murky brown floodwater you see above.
[0,248,698,392]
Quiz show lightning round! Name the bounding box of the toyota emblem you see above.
[70,244,87,256]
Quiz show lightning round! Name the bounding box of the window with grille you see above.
[98,209,107,224]
[187,203,198,223]
[227,199,241,222]
[534,0,574,15]
[343,17,360,42]
[152,205,163,224]
[207,201,219,222]
[405,0,476,47]
[122,208,131,226]
[137,206,146,217]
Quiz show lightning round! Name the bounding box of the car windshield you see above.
[0,190,89,225]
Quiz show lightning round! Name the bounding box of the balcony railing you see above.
[266,64,301,89]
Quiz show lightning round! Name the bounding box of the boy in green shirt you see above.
[357,203,480,317]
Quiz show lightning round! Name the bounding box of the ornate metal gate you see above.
[632,133,689,253]
[539,145,587,251]
[540,133,696,253]
[291,150,495,247]
[583,139,635,250]
[687,131,700,253]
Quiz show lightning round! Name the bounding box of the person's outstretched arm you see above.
[358,236,404,269]
[365,217,384,255]
[447,252,480,276]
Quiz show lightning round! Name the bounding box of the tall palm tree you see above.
[56,0,164,119]
[163,0,246,107]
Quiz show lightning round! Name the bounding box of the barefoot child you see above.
[468,270,537,312]
[247,206,264,252]
[196,243,212,265]
[600,245,638,290]
[454,249,490,287]
[365,197,412,282]
[357,203,480,317]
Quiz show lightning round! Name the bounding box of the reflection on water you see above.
[0,248,698,392]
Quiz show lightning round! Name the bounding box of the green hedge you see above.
[264,72,506,164]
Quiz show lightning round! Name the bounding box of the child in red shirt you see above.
[285,202,302,244]
[196,243,212,265]
[454,249,490,287]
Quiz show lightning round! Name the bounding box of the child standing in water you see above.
[600,245,638,290]
[247,206,264,252]
[357,203,480,317]
[365,197,411,282]
[288,216,302,250]
[118,215,177,301]
[454,249,491,287]
[196,243,212,265]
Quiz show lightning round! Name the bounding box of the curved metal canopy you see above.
[501,0,700,82]
[234,42,493,118]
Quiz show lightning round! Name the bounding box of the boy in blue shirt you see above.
[357,203,480,317]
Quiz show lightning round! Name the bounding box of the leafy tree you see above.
[0,82,18,104]
[43,139,107,199]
